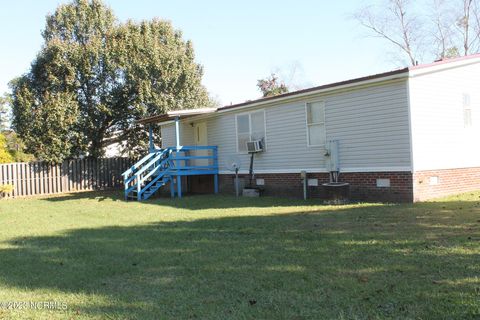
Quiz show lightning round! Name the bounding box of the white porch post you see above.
[175,116,180,148]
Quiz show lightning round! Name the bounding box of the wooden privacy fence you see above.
[0,157,132,198]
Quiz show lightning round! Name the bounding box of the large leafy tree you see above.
[11,0,210,162]
[0,94,11,131]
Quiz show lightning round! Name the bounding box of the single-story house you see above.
[131,54,480,202]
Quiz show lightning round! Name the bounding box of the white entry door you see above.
[193,122,208,166]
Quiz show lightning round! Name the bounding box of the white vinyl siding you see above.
[154,59,480,176]
[235,110,266,153]
[306,101,325,146]
[409,61,480,171]
[160,123,194,148]
[224,80,410,172]
[160,124,175,148]
[161,79,411,173]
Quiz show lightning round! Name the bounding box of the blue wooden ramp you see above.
[122,146,218,200]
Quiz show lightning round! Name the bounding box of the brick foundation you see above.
[413,167,480,201]
[156,167,479,202]
[218,171,414,203]
[336,172,413,202]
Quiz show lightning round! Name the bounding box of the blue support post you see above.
[124,177,128,200]
[148,125,154,152]
[177,175,182,198]
[177,147,182,198]
[213,147,219,194]
[170,177,175,198]
[214,174,218,194]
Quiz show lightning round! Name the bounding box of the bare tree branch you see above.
[431,0,457,58]
[468,0,480,52]
[462,0,473,55]
[354,0,422,65]
[451,0,480,55]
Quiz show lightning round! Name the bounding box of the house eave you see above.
[137,108,218,125]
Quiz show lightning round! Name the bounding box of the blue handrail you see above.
[131,149,168,179]
[137,156,169,186]
[122,151,158,178]
[123,145,219,200]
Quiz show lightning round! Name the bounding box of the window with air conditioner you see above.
[306,101,326,147]
[236,110,266,153]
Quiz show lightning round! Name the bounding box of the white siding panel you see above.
[161,124,175,148]
[161,80,411,172]
[181,124,194,146]
[409,62,480,171]
[325,81,411,169]
[160,122,194,148]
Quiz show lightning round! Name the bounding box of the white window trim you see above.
[463,92,473,128]
[305,100,326,147]
[463,108,473,128]
[235,109,267,153]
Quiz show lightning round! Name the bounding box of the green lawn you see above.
[0,192,479,319]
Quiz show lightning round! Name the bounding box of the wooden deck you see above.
[123,146,218,200]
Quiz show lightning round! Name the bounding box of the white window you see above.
[463,93,472,127]
[236,110,266,152]
[464,109,472,127]
[306,101,326,146]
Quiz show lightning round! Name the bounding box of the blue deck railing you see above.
[122,146,218,201]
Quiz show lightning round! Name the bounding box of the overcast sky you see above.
[0,0,412,106]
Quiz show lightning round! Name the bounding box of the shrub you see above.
[0,184,14,197]
[0,134,13,163]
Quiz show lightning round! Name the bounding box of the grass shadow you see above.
[40,190,343,210]
[0,198,479,319]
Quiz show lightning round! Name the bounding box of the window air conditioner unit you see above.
[246,140,263,153]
